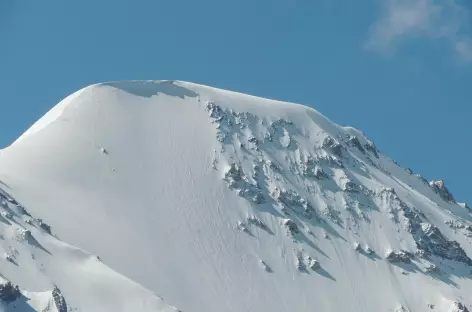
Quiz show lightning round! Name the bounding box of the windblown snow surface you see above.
[0,80,471,312]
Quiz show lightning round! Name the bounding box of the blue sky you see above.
[1,0,471,203]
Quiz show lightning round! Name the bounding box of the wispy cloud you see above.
[366,0,472,61]
[455,38,472,61]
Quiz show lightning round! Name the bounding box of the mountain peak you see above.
[0,81,470,311]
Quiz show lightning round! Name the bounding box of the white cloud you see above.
[367,0,472,61]
[455,38,472,61]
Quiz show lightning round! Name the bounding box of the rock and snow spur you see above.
[0,184,179,311]
[0,80,470,311]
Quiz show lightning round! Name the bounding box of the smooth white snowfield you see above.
[0,80,471,311]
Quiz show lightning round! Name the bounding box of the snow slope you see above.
[0,80,471,311]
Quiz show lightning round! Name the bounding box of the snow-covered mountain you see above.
[0,80,470,312]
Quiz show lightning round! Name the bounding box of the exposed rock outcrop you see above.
[273,188,314,219]
[224,163,265,204]
[322,136,343,158]
[385,250,414,263]
[451,301,469,312]
[416,223,472,266]
[429,180,455,203]
[281,219,299,237]
[364,140,379,158]
[347,136,365,153]
[52,286,68,312]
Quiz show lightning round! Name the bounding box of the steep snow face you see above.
[0,80,471,312]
